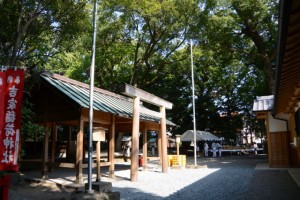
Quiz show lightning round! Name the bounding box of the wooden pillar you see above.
[51,122,57,171]
[42,127,49,179]
[160,106,168,173]
[131,96,140,182]
[289,113,297,140]
[119,83,173,177]
[96,140,101,182]
[116,132,124,152]
[143,127,148,170]
[158,130,162,161]
[265,113,276,167]
[66,126,72,160]
[109,115,115,178]
[76,115,84,184]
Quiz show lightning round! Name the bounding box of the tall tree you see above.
[200,0,278,94]
[1,0,278,141]
[80,0,202,90]
[0,0,90,68]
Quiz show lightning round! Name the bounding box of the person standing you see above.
[212,142,217,157]
[253,142,258,154]
[204,142,209,157]
[217,142,222,157]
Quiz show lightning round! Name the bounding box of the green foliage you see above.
[0,0,90,68]
[21,97,47,142]
[0,0,278,142]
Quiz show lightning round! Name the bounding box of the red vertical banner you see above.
[0,69,25,171]
[0,71,7,171]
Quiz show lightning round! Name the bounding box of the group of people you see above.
[204,142,222,157]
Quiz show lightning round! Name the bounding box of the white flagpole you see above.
[190,40,197,166]
[87,0,98,193]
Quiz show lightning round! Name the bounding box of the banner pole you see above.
[190,40,197,166]
[87,0,98,193]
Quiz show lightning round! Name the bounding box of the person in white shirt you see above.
[253,142,258,154]
[204,142,209,157]
[212,142,217,157]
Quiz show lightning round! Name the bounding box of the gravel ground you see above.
[101,155,300,200]
[108,156,252,199]
[9,155,300,200]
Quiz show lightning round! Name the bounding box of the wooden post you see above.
[92,127,106,182]
[176,136,180,158]
[96,140,101,182]
[42,126,49,179]
[265,113,272,166]
[160,106,168,173]
[76,116,84,184]
[119,83,173,178]
[131,96,140,182]
[143,127,148,170]
[116,132,123,152]
[109,115,115,178]
[67,126,72,160]
[158,130,162,162]
[50,122,57,171]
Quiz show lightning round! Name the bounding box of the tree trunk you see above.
[10,0,23,66]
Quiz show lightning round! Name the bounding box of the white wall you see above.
[268,112,289,132]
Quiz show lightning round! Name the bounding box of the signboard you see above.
[256,112,267,119]
[0,69,25,171]
[92,127,105,141]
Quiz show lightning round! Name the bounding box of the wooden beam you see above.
[51,162,111,168]
[142,121,161,131]
[81,108,111,124]
[115,123,133,132]
[140,106,162,118]
[120,83,173,109]
[256,112,267,119]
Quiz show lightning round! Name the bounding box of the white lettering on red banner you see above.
[0,69,25,171]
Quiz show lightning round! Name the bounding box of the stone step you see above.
[85,181,112,193]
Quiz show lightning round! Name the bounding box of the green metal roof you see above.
[40,72,175,126]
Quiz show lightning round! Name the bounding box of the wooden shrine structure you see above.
[27,72,174,183]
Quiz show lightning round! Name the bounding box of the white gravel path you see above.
[15,155,277,200]
[106,163,220,199]
[99,156,258,200]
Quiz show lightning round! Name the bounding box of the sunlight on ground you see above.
[221,161,232,164]
[111,167,221,198]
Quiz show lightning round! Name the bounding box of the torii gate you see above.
[120,84,173,182]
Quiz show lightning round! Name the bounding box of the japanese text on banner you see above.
[0,69,25,171]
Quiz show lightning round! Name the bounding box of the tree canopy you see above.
[0,0,279,142]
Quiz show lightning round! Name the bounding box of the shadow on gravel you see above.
[16,155,300,200]
[114,155,300,200]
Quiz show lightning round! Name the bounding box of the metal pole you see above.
[87,0,98,193]
[190,40,197,166]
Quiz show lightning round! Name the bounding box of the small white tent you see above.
[180,130,221,141]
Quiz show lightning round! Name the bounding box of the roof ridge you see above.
[41,72,131,101]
